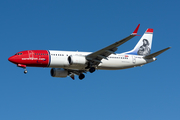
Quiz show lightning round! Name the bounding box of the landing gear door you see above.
[132,56,136,64]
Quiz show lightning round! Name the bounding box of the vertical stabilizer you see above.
[124,28,153,56]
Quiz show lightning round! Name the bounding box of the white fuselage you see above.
[48,50,154,70]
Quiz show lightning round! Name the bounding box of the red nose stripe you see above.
[8,50,49,67]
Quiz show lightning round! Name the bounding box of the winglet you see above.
[132,24,140,35]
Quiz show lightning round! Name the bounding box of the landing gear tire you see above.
[89,67,96,73]
[24,69,27,74]
[79,74,85,80]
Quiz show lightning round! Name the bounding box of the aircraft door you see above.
[132,56,136,64]
[28,50,34,59]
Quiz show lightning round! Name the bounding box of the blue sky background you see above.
[1,0,180,120]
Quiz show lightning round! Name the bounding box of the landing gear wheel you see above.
[79,74,85,80]
[24,69,27,74]
[89,67,96,73]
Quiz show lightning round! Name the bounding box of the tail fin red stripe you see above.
[146,28,153,33]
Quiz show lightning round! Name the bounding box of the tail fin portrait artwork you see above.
[137,39,151,56]
[124,28,153,56]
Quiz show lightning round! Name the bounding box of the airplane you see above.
[8,24,170,80]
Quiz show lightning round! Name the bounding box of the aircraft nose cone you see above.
[8,56,17,64]
[8,56,13,62]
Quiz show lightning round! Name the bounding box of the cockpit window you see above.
[15,53,23,55]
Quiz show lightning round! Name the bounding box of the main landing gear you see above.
[89,67,96,73]
[78,67,96,80]
[86,63,96,73]
[79,74,85,80]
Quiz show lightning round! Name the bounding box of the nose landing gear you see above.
[17,64,27,74]
[24,69,28,74]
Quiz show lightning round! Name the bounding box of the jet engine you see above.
[68,55,87,66]
[50,68,68,78]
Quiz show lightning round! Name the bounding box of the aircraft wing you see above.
[86,24,140,65]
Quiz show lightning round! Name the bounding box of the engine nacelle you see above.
[50,68,68,78]
[68,55,87,66]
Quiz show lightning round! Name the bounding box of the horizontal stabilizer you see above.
[144,47,171,59]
